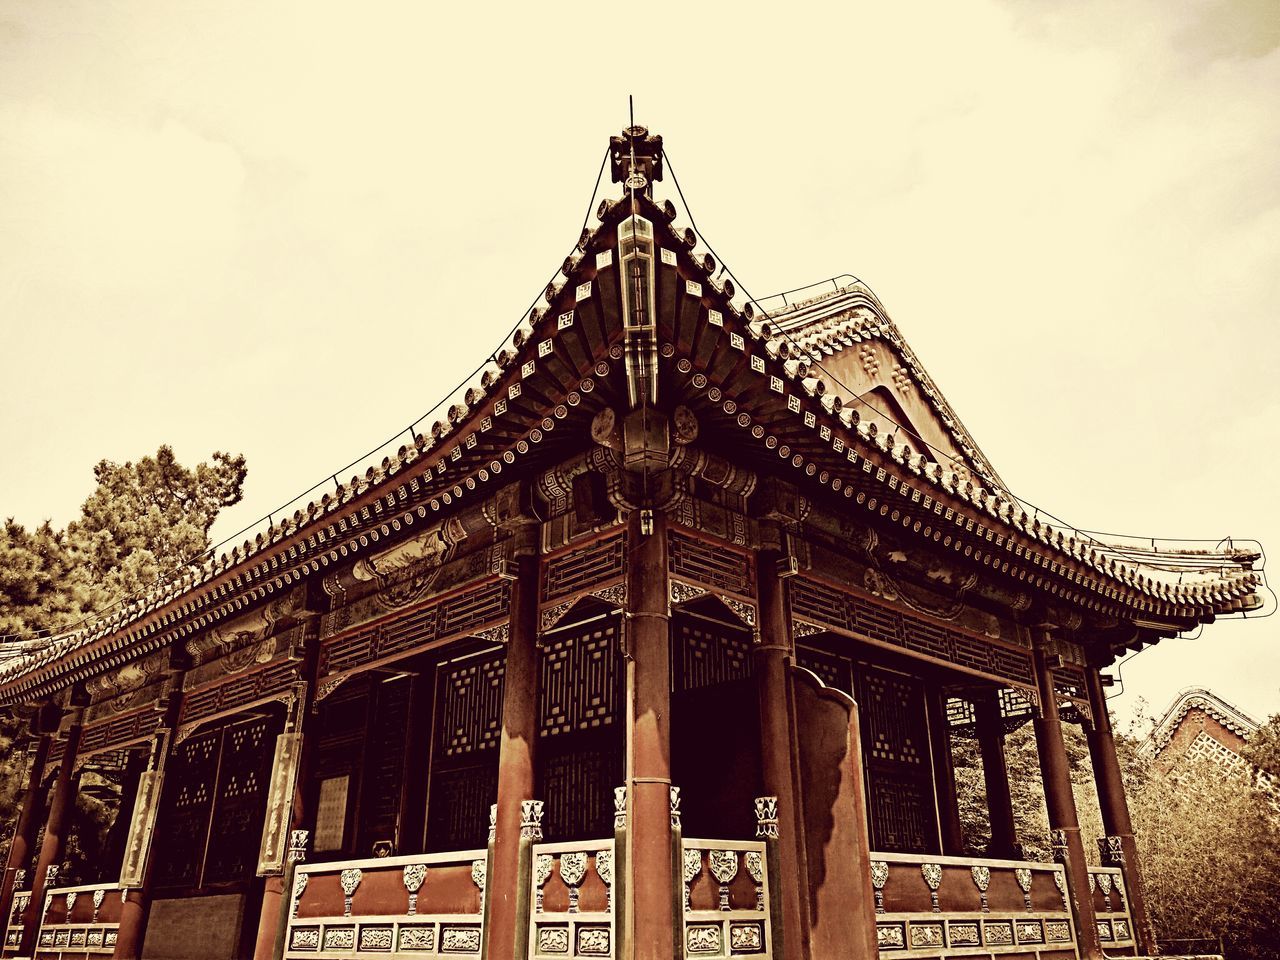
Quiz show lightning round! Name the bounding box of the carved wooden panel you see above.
[427,650,505,852]
[673,621,753,692]
[853,665,937,854]
[78,708,161,758]
[538,619,623,841]
[320,579,510,678]
[359,677,413,853]
[668,532,753,597]
[790,577,1035,689]
[542,534,626,603]
[179,660,296,728]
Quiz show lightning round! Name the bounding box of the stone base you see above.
[141,893,248,960]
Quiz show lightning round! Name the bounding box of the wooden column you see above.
[255,638,323,960]
[487,544,541,960]
[0,726,50,931]
[114,660,184,960]
[1083,664,1156,955]
[625,509,673,960]
[1031,644,1101,960]
[925,685,964,856]
[21,711,83,956]
[974,691,1019,859]
[753,546,808,960]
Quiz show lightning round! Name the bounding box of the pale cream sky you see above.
[1,1,1278,727]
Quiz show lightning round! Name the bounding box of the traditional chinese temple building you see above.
[0,127,1265,960]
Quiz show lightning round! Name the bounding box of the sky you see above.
[1,0,1278,729]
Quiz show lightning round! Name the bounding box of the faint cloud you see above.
[1176,0,1280,62]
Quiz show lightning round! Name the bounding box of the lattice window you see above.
[796,645,854,694]
[319,579,507,677]
[437,652,506,758]
[438,581,510,638]
[537,618,623,841]
[427,650,506,852]
[540,623,621,737]
[866,767,935,855]
[79,709,160,756]
[668,532,753,597]
[542,535,626,603]
[673,621,753,692]
[789,577,1037,689]
[854,664,938,854]
[152,730,219,889]
[202,717,276,885]
[359,677,413,853]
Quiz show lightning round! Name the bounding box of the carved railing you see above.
[528,838,615,959]
[32,883,124,958]
[1088,865,1135,952]
[284,850,487,959]
[2,877,30,955]
[680,839,773,959]
[869,853,1076,957]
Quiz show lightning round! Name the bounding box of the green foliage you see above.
[0,445,245,869]
[954,704,1280,960]
[1240,713,1280,778]
[1,445,246,640]
[1131,755,1280,960]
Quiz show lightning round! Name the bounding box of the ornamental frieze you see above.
[183,584,307,667]
[320,540,508,641]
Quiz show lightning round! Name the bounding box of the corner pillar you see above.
[925,684,964,856]
[974,691,1019,859]
[254,636,322,960]
[753,546,808,960]
[1083,664,1156,954]
[114,658,185,960]
[1031,643,1101,960]
[22,707,84,957]
[625,509,673,960]
[0,726,50,931]
[487,540,541,960]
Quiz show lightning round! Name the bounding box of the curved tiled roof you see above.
[0,163,1267,702]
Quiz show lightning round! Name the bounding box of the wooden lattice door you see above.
[426,649,505,852]
[537,616,624,841]
[152,728,219,889]
[152,713,278,891]
[202,716,276,884]
[852,663,939,854]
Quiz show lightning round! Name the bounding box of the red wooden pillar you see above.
[626,509,673,960]
[487,545,541,960]
[254,644,322,960]
[925,684,964,856]
[114,661,184,960]
[21,712,83,956]
[754,546,808,960]
[0,727,50,930]
[974,691,1019,859]
[1031,644,1101,960]
[1083,664,1156,954]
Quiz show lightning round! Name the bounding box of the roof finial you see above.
[610,115,663,197]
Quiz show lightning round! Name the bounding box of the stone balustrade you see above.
[869,852,1076,957]
[284,849,487,959]
[30,883,123,959]
[680,838,772,959]
[528,838,615,959]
